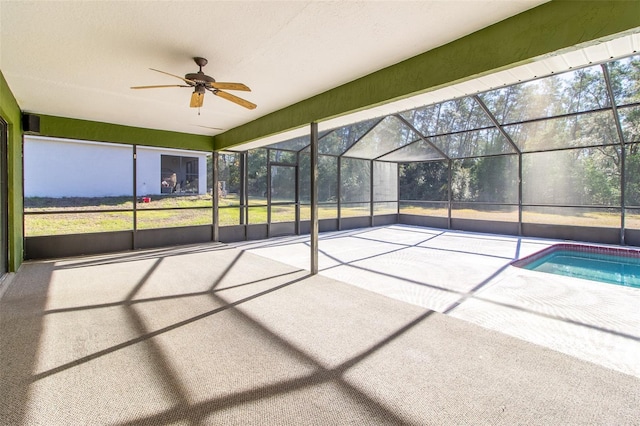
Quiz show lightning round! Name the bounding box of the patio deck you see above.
[231,224,640,378]
[1,225,638,424]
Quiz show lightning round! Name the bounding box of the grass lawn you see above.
[24,196,632,236]
[25,194,213,211]
[137,209,213,230]
[25,212,134,236]
[400,203,623,227]
[25,195,214,236]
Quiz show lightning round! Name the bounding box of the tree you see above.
[399,161,448,201]
[340,158,370,203]
[247,149,267,200]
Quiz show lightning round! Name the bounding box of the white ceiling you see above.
[227,29,640,151]
[0,0,548,137]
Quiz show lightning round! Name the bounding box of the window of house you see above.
[160,155,199,194]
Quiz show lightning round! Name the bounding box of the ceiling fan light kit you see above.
[131,57,257,110]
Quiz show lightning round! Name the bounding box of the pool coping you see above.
[510,242,640,268]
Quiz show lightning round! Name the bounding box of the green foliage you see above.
[218,153,241,196]
[608,56,640,106]
[523,147,620,206]
[464,155,518,203]
[625,146,640,206]
[340,158,370,202]
[320,119,379,155]
[399,161,448,201]
[247,149,267,199]
[270,165,296,202]
[298,154,338,203]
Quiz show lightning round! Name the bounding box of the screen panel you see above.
[344,116,419,160]
[341,158,371,203]
[399,161,448,202]
[373,161,398,202]
[451,155,518,203]
[522,147,621,206]
[479,65,611,124]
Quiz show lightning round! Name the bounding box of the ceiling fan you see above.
[131,57,256,110]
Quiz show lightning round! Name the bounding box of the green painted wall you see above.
[38,115,213,152]
[0,70,24,271]
[214,0,640,150]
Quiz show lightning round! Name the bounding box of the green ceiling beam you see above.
[37,115,213,152]
[213,0,640,151]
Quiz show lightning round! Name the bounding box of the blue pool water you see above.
[523,249,640,288]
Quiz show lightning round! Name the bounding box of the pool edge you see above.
[511,243,640,268]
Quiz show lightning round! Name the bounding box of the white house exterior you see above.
[136,145,208,196]
[24,136,208,197]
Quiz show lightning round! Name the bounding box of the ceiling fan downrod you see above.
[194,57,208,71]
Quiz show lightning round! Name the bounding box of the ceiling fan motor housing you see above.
[185,72,215,84]
[186,57,215,85]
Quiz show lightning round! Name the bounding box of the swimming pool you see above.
[512,244,640,289]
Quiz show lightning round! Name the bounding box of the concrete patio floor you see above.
[230,224,640,378]
[2,225,639,424]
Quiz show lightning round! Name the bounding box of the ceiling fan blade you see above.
[210,82,251,91]
[214,90,257,110]
[131,84,191,89]
[150,68,195,85]
[190,91,205,108]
